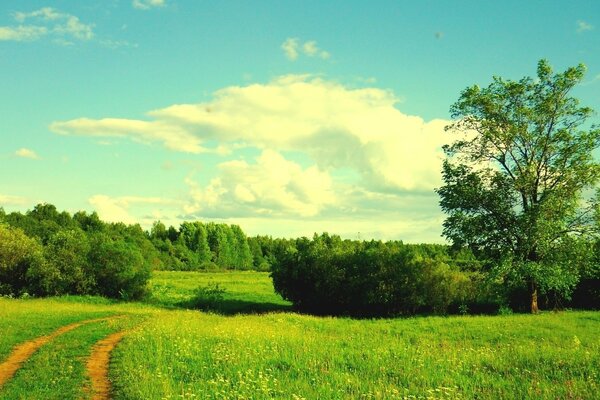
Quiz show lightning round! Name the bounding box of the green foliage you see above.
[271,233,481,316]
[29,229,94,296]
[186,282,227,311]
[0,274,599,399]
[151,221,255,271]
[0,224,44,296]
[0,205,153,300]
[88,233,151,300]
[438,60,600,311]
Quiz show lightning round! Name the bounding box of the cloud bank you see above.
[52,76,449,240]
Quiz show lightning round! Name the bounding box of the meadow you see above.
[0,271,598,399]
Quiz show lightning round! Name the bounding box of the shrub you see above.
[28,229,94,295]
[88,233,151,300]
[0,224,44,296]
[271,234,479,317]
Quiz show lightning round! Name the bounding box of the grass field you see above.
[0,271,599,399]
[148,270,292,313]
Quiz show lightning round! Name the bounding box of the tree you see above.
[30,228,94,295]
[88,233,151,300]
[0,224,44,296]
[230,224,253,270]
[437,60,600,312]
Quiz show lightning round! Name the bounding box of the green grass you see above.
[148,270,292,313]
[0,298,116,360]
[111,311,600,400]
[1,316,141,400]
[0,271,599,399]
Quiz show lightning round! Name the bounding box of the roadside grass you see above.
[148,270,292,313]
[0,316,141,400]
[112,310,600,400]
[0,298,116,360]
[0,271,599,399]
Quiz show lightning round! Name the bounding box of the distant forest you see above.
[1,203,598,316]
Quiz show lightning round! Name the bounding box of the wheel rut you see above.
[86,330,127,400]
[0,315,123,388]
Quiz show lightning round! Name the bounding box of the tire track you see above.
[86,330,127,400]
[0,315,123,388]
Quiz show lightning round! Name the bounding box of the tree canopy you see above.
[437,60,600,312]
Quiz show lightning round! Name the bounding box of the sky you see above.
[1,0,599,242]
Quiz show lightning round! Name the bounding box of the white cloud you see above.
[576,20,593,33]
[133,0,166,10]
[0,7,93,43]
[281,38,299,60]
[0,25,47,41]
[0,194,28,206]
[50,118,209,154]
[184,149,335,218]
[52,76,448,192]
[89,195,181,225]
[99,39,138,49]
[302,40,330,59]
[53,76,450,239]
[282,38,330,61]
[14,7,62,22]
[15,148,40,159]
[227,214,445,243]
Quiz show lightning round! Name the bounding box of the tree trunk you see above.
[531,285,539,314]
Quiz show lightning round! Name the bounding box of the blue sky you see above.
[1,0,599,242]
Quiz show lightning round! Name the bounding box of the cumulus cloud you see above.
[15,148,40,159]
[576,20,593,33]
[184,149,335,218]
[52,75,448,192]
[133,0,166,10]
[53,76,450,238]
[89,195,181,225]
[0,7,93,43]
[282,38,330,60]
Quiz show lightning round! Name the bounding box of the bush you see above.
[271,234,480,317]
[28,229,94,295]
[186,283,227,311]
[88,233,151,300]
[0,224,45,296]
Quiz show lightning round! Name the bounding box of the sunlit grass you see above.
[1,316,140,400]
[112,311,600,399]
[0,271,599,399]
[148,270,292,313]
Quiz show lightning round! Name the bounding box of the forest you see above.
[1,202,598,316]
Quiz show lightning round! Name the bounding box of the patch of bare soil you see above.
[0,316,122,388]
[86,331,127,400]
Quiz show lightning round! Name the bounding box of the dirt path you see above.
[86,330,127,400]
[0,316,122,388]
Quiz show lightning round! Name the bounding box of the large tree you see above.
[437,60,600,312]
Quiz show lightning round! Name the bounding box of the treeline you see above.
[148,221,287,272]
[0,203,270,299]
[2,204,597,315]
[0,204,156,299]
[271,233,600,317]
